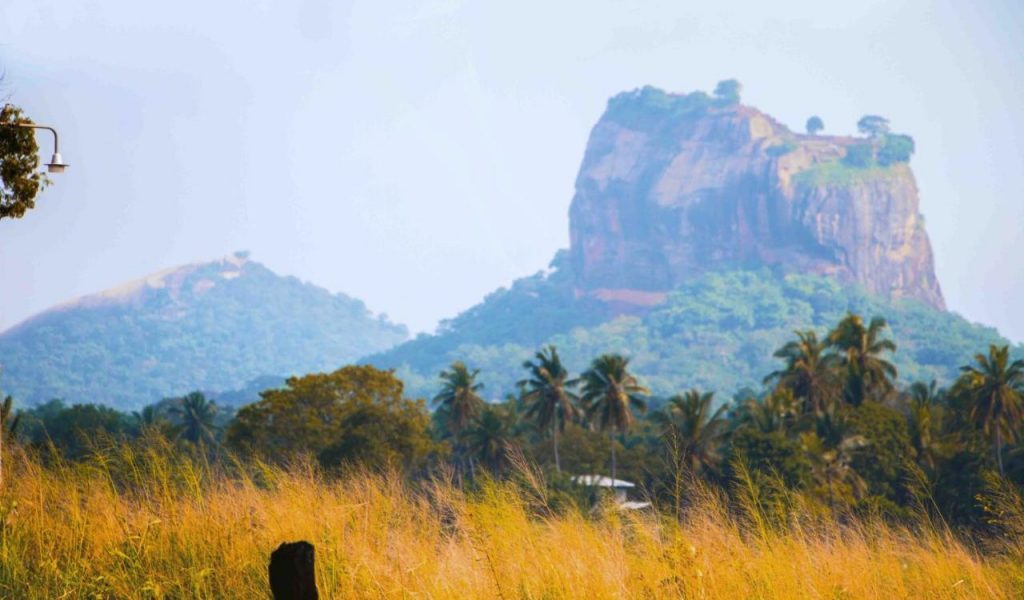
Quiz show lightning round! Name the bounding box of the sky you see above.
[1,0,1022,341]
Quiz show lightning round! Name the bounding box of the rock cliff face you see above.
[569,87,945,310]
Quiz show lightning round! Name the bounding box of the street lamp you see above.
[10,123,68,173]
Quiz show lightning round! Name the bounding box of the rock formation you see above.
[568,86,945,310]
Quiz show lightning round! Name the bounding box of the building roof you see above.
[570,475,636,488]
[619,501,652,510]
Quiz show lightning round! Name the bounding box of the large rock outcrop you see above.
[569,86,945,310]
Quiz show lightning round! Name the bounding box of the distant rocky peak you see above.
[569,84,944,311]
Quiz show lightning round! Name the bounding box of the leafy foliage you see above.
[857,115,891,137]
[727,427,811,489]
[519,345,581,472]
[652,389,727,477]
[828,314,898,406]
[433,361,486,436]
[805,115,824,135]
[169,391,219,445]
[877,133,915,166]
[580,354,648,435]
[713,79,742,105]
[956,345,1024,475]
[0,104,48,220]
[16,399,134,459]
[844,402,914,502]
[603,86,715,130]
[460,404,517,473]
[226,365,438,472]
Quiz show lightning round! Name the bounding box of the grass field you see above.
[1,440,1022,599]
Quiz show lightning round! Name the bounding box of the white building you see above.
[570,475,652,509]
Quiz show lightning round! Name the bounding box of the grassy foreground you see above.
[1,443,1022,599]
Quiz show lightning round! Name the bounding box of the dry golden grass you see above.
[0,441,1021,599]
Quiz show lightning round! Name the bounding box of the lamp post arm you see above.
[12,123,60,155]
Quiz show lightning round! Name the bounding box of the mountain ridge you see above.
[3,254,249,336]
[0,252,408,408]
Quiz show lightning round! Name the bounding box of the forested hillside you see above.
[367,264,1019,400]
[0,253,407,409]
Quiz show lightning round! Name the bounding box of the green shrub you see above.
[843,142,875,168]
[877,134,915,166]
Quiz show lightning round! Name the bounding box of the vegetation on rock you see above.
[805,115,824,135]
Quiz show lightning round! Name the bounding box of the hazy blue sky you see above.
[1,0,1022,341]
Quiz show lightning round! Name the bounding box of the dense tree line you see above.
[3,312,1022,530]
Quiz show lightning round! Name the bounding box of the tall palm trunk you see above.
[996,428,1005,478]
[609,431,617,483]
[552,423,561,473]
[826,468,835,518]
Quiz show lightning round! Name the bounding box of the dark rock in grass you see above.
[269,541,318,600]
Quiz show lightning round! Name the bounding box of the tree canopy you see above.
[713,79,742,105]
[226,365,438,472]
[877,133,915,166]
[857,115,891,137]
[0,104,48,220]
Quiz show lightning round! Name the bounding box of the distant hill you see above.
[0,253,407,409]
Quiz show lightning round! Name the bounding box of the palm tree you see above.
[800,410,868,517]
[652,389,727,477]
[519,346,580,472]
[734,388,798,434]
[461,406,516,474]
[170,392,219,445]
[907,380,947,472]
[579,354,648,482]
[765,330,840,415]
[133,404,166,428]
[957,345,1024,476]
[433,361,486,437]
[133,404,177,439]
[827,314,898,406]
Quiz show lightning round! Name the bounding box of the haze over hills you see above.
[0,253,407,409]
[366,85,1019,399]
[3,85,1020,409]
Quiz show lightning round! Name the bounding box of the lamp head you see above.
[46,152,68,174]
